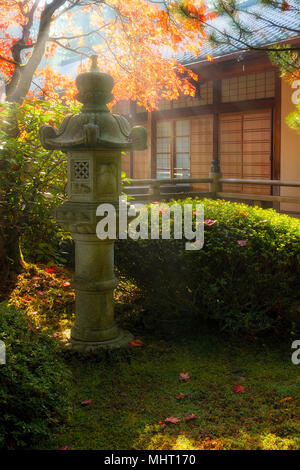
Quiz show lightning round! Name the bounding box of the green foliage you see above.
[0,303,72,449]
[115,198,300,334]
[0,100,79,268]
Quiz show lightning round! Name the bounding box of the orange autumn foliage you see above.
[0,0,213,109]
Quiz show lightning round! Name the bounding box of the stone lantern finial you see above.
[90,54,100,72]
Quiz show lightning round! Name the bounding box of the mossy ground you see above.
[4,263,300,450]
[38,330,300,450]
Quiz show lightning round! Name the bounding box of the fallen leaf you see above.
[158,420,166,429]
[81,399,92,406]
[179,372,190,382]
[233,384,245,394]
[237,240,247,247]
[184,414,199,420]
[63,281,71,287]
[204,219,217,226]
[176,393,188,400]
[280,397,292,402]
[59,445,70,450]
[128,339,145,347]
[164,416,180,424]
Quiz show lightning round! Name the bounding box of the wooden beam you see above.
[134,98,275,122]
[217,192,300,205]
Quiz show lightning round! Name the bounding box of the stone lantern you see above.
[39,56,147,351]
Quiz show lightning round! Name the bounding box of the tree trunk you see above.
[6,0,68,103]
[0,227,22,276]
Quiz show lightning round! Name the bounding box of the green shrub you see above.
[115,198,300,334]
[0,303,71,449]
[0,100,78,270]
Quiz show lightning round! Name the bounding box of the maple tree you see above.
[0,0,215,109]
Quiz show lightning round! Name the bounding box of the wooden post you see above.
[151,181,161,199]
[149,111,157,179]
[210,82,222,196]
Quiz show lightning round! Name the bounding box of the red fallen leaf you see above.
[237,240,247,247]
[63,281,71,287]
[280,397,292,402]
[179,372,190,382]
[176,393,188,400]
[81,399,92,406]
[46,267,53,273]
[128,339,145,347]
[184,414,199,421]
[55,299,62,304]
[59,445,70,450]
[204,219,217,226]
[164,416,180,424]
[24,295,32,300]
[32,276,40,281]
[158,420,166,429]
[233,384,245,394]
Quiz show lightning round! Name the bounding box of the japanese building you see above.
[115,1,300,214]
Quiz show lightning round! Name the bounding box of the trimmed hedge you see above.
[115,198,300,334]
[0,303,71,449]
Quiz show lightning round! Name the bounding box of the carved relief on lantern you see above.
[68,152,93,201]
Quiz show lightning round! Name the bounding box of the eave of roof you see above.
[179,0,300,66]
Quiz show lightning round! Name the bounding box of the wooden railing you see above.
[124,173,300,208]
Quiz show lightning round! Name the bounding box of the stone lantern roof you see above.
[39,55,147,151]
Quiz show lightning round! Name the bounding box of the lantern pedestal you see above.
[70,234,133,351]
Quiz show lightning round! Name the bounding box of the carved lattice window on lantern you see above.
[73,161,90,180]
